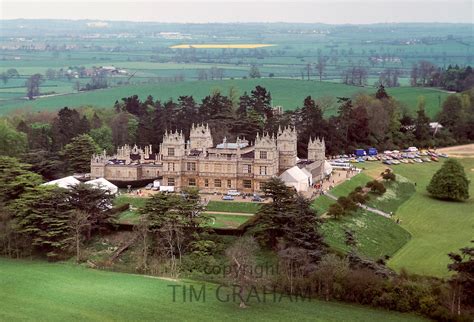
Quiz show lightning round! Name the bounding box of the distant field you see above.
[0,258,426,321]
[0,79,449,117]
[170,44,275,49]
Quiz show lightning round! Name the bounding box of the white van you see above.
[227,189,240,196]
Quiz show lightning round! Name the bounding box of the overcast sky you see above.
[1,0,473,24]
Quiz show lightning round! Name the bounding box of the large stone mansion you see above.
[90,124,326,193]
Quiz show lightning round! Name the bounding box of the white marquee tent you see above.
[85,178,119,195]
[279,166,311,192]
[42,176,80,189]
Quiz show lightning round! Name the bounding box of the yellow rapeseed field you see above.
[170,44,275,49]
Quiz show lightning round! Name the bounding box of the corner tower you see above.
[308,137,325,162]
[277,126,297,173]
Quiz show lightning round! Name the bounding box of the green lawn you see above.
[0,258,426,321]
[385,159,474,277]
[113,195,148,224]
[330,173,373,197]
[0,78,449,117]
[207,213,251,228]
[206,201,261,214]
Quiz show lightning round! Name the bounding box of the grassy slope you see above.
[321,210,411,260]
[0,79,448,117]
[313,172,411,260]
[385,159,474,277]
[206,201,261,214]
[0,258,426,321]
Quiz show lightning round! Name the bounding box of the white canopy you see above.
[323,161,333,176]
[85,178,119,195]
[42,176,80,189]
[279,166,311,192]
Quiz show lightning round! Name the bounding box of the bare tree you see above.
[304,63,312,81]
[225,236,259,308]
[316,55,327,81]
[69,210,90,263]
[134,215,151,272]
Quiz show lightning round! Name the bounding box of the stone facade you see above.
[91,124,326,192]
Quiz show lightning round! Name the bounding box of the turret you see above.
[277,126,297,172]
[189,123,213,150]
[308,137,325,162]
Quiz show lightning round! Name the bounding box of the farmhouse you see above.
[91,124,326,193]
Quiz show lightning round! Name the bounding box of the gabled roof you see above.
[85,178,118,194]
[42,176,80,189]
[279,166,310,183]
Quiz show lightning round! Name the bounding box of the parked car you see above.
[252,195,263,202]
[222,195,234,201]
[414,158,423,163]
[383,160,392,165]
[423,157,432,162]
[406,147,418,152]
[431,156,439,162]
[438,153,448,158]
[391,160,401,165]
[227,189,240,196]
[145,183,153,190]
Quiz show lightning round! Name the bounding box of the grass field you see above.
[384,159,474,277]
[206,200,261,214]
[356,159,474,276]
[0,79,449,117]
[0,258,426,321]
[170,44,276,49]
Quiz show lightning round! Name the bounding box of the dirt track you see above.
[437,144,474,158]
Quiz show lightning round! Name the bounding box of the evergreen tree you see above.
[250,178,326,261]
[414,98,431,144]
[9,186,73,259]
[62,134,100,173]
[0,157,43,205]
[427,159,470,201]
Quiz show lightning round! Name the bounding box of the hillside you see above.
[0,258,426,322]
[0,79,449,117]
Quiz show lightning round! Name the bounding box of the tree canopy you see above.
[427,159,470,201]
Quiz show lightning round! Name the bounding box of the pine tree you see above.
[62,134,100,173]
[9,186,74,259]
[427,159,470,201]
